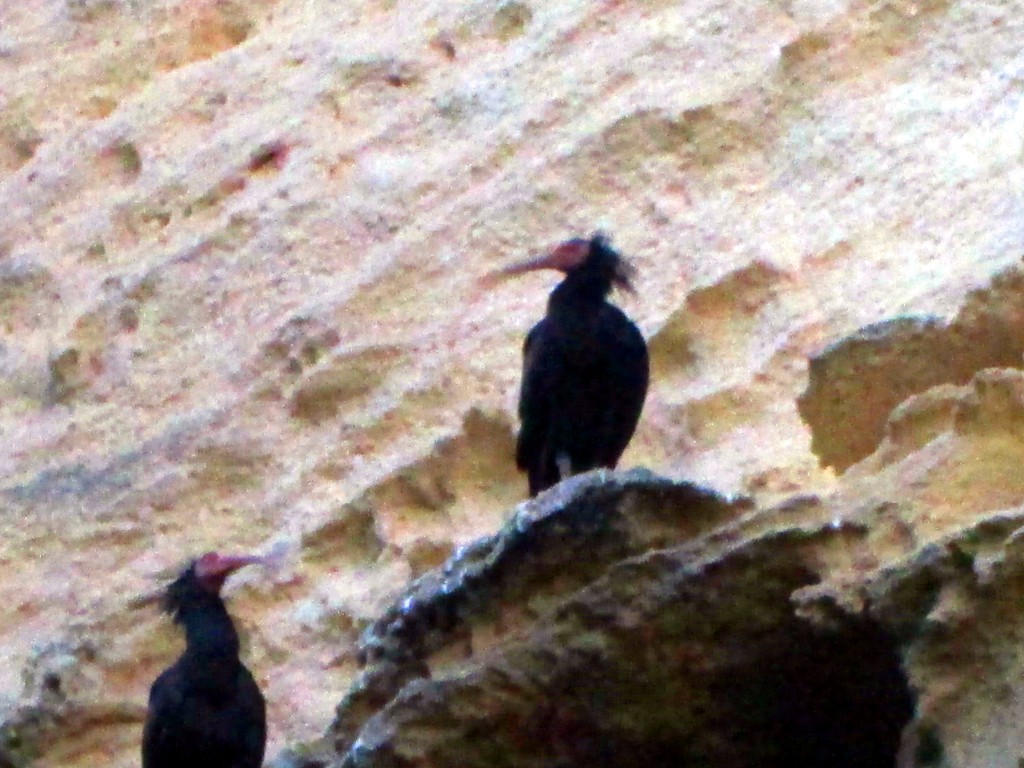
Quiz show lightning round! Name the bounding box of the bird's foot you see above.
[556,452,572,481]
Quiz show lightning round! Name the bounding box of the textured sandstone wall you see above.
[0,0,1021,765]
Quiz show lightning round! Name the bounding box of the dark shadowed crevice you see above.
[540,613,915,768]
[762,615,914,768]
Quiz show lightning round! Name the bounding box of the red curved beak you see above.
[195,552,264,592]
[479,255,554,289]
[480,239,590,286]
[495,252,565,277]
[210,554,263,575]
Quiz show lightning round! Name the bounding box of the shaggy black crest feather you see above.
[161,562,206,623]
[588,232,637,293]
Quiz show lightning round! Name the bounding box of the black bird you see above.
[143,552,266,768]
[495,233,649,496]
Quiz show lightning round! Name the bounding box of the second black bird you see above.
[142,552,266,768]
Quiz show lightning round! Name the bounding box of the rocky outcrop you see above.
[320,478,907,768]
[335,472,750,756]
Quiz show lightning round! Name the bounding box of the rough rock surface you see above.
[1,0,1023,766]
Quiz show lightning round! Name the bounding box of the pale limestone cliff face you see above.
[0,0,1022,765]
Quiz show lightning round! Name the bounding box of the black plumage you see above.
[504,233,649,496]
[143,553,266,768]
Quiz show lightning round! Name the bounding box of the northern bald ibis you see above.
[142,552,266,768]
[493,233,649,496]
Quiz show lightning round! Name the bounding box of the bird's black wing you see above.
[516,320,554,476]
[235,667,268,768]
[142,662,266,768]
[142,667,181,768]
[596,309,649,467]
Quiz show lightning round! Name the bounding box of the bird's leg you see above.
[555,451,573,481]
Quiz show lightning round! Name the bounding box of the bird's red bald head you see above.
[193,552,261,594]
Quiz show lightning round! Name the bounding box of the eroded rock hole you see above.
[552,613,914,768]
[247,141,289,174]
[761,615,914,768]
